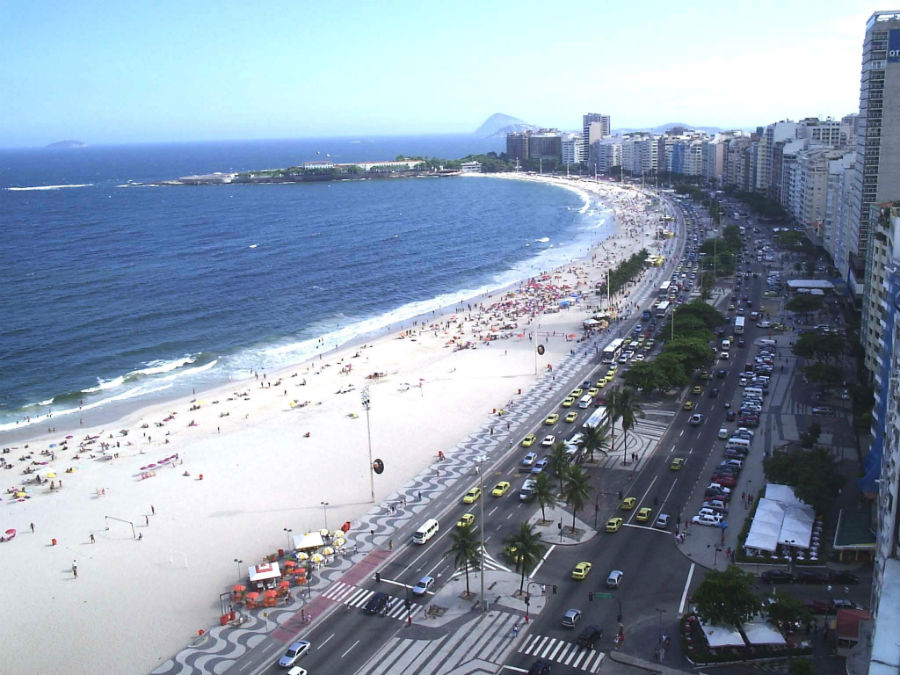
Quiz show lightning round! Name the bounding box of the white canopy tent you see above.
[743,618,787,646]
[293,531,325,550]
[744,485,815,553]
[247,561,281,582]
[699,620,745,648]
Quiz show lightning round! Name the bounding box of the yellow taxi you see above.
[565,411,579,423]
[620,497,636,510]
[522,434,537,447]
[491,481,510,497]
[587,387,600,398]
[457,513,475,528]
[605,517,623,533]
[571,561,593,580]
[691,385,703,395]
[544,413,560,425]
[670,457,685,471]
[561,397,576,408]
[683,400,695,411]
[462,487,481,504]
[570,388,583,398]
[636,507,652,522]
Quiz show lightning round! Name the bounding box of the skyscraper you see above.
[857,11,900,381]
[582,113,610,160]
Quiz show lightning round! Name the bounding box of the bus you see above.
[655,300,671,319]
[601,338,625,364]
[658,281,671,298]
[734,316,745,335]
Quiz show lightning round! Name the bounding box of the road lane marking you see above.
[662,477,678,508]
[341,639,360,658]
[529,544,556,578]
[488,506,499,516]
[318,633,335,649]
[679,562,696,614]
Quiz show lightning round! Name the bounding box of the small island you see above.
[46,140,87,149]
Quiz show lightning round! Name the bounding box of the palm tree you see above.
[448,523,480,597]
[561,464,593,532]
[581,421,610,463]
[616,387,645,460]
[549,441,570,491]
[503,521,546,594]
[606,387,622,455]
[533,470,557,523]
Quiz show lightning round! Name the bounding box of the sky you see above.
[0,0,880,147]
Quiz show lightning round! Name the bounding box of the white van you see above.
[721,339,731,351]
[759,338,777,347]
[412,518,439,544]
[744,387,765,399]
[726,437,751,452]
[578,394,592,409]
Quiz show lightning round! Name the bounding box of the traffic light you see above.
[589,592,594,601]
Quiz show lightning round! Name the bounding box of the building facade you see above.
[582,113,610,160]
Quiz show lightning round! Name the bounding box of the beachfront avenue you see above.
[174,192,698,675]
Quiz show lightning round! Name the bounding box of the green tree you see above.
[533,471,557,523]
[692,565,762,627]
[560,464,593,532]
[786,294,824,316]
[448,522,481,597]
[802,362,843,388]
[614,387,645,460]
[606,387,622,455]
[675,301,725,329]
[656,352,689,389]
[667,336,714,373]
[792,332,845,362]
[580,421,609,463]
[763,446,843,513]
[548,441,570,492]
[503,522,547,593]
[622,360,667,392]
[766,591,812,631]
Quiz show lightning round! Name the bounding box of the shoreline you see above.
[0,173,604,443]
[0,173,664,675]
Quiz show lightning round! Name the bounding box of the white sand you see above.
[0,174,662,674]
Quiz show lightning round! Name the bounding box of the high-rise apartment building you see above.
[582,113,610,160]
[858,11,900,382]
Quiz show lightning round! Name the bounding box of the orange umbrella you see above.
[263,589,277,598]
[278,580,290,588]
[246,591,260,600]
[233,584,246,592]
[284,560,297,568]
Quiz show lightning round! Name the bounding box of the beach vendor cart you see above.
[247,561,282,591]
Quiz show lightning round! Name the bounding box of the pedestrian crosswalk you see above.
[518,633,607,673]
[322,581,421,621]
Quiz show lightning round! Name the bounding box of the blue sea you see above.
[0,135,613,435]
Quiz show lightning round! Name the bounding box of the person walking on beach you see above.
[72,561,78,579]
[30,522,34,534]
[89,534,95,544]
[151,505,155,515]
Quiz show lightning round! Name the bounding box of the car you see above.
[457,513,475,528]
[522,451,538,466]
[683,400,695,411]
[491,481,511,497]
[796,570,830,584]
[726,410,736,421]
[287,667,308,675]
[363,591,391,615]
[812,406,834,415]
[462,487,481,504]
[670,457,685,471]
[541,435,555,448]
[544,413,560,425]
[718,427,729,440]
[689,413,704,426]
[561,397,576,408]
[531,457,550,474]
[738,338,746,347]
[691,385,703,395]
[578,625,604,650]
[605,570,624,588]
[570,388,583,398]
[565,411,579,423]
[412,575,435,596]
[709,387,719,398]
[561,608,582,628]
[587,387,600,397]
[572,561,593,580]
[620,497,636,510]
[692,514,723,526]
[522,434,537,448]
[716,368,727,378]
[527,659,552,675]
[636,507,652,522]
[607,364,618,374]
[711,475,737,487]
[278,640,311,668]
[760,570,795,584]
[653,514,671,530]
[828,570,860,584]
[606,517,623,533]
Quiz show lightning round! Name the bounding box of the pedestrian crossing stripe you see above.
[322,581,421,621]
[519,634,606,673]
[448,550,509,577]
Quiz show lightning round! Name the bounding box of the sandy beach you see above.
[0,173,665,674]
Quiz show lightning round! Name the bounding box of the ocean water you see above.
[0,135,613,433]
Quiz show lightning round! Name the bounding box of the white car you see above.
[521,452,538,467]
[278,641,311,668]
[692,514,723,527]
[717,427,729,440]
[412,575,435,596]
[541,435,555,448]
[605,570,624,588]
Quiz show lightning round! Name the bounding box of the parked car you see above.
[760,570,795,584]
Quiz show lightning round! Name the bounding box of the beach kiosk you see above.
[247,561,281,591]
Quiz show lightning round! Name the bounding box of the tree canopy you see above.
[763,446,843,513]
[692,565,762,627]
[792,332,845,362]
[786,295,824,315]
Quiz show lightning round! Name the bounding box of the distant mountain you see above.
[46,140,87,149]
[475,113,538,137]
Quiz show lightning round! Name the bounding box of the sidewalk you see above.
[528,504,598,546]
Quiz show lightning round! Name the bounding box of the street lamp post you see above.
[234,558,243,582]
[283,528,292,551]
[655,608,666,661]
[320,501,330,532]
[361,387,375,503]
[476,455,487,613]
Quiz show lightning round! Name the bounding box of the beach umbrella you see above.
[232,584,246,592]
[319,528,329,537]
[322,546,334,556]
[297,552,309,561]
[16,492,27,498]
[310,553,324,564]
[333,537,345,548]
[46,472,56,479]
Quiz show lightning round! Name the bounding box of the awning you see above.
[293,531,325,550]
[248,561,281,582]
